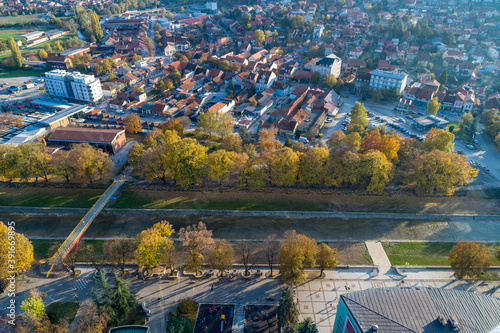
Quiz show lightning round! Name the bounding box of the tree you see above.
[235,241,256,276]
[7,37,23,68]
[180,7,185,13]
[263,234,280,277]
[326,130,347,151]
[103,235,136,276]
[371,89,382,102]
[138,146,172,183]
[310,71,320,85]
[82,243,106,274]
[38,49,48,60]
[154,22,162,32]
[76,301,110,333]
[124,113,142,133]
[21,289,45,320]
[92,275,137,325]
[405,150,478,195]
[68,144,113,184]
[197,109,234,139]
[279,230,317,285]
[442,30,455,44]
[179,55,188,63]
[297,147,329,184]
[255,29,265,44]
[278,286,300,330]
[316,243,338,277]
[208,240,234,276]
[424,128,455,153]
[360,150,394,192]
[167,12,174,19]
[221,133,243,152]
[0,221,34,286]
[349,102,369,133]
[449,241,491,279]
[259,127,282,156]
[168,138,208,188]
[437,70,448,85]
[206,149,234,184]
[321,74,337,88]
[128,143,144,167]
[178,222,214,275]
[135,221,174,274]
[267,147,299,186]
[427,97,441,115]
[90,11,104,42]
[243,12,251,24]
[298,318,318,333]
[388,87,400,100]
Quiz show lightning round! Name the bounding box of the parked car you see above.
[467,145,474,150]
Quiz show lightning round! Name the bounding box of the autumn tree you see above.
[235,241,257,276]
[68,144,113,184]
[279,230,317,285]
[316,243,338,277]
[21,289,45,320]
[7,37,23,68]
[103,235,136,276]
[326,130,347,151]
[127,143,145,167]
[222,133,243,152]
[138,146,172,183]
[255,29,265,43]
[348,102,369,133]
[267,147,299,186]
[424,128,455,153]
[178,222,214,275]
[206,149,234,184]
[278,286,300,331]
[321,74,337,88]
[124,113,142,133]
[135,221,174,274]
[259,127,282,156]
[359,150,394,192]
[76,301,110,333]
[449,241,491,279]
[7,142,51,182]
[90,11,103,42]
[325,149,362,188]
[168,138,208,188]
[38,49,48,60]
[208,240,234,276]
[297,147,329,184]
[405,150,478,195]
[197,109,234,139]
[0,221,34,288]
[427,97,441,115]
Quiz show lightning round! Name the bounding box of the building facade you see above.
[369,70,408,94]
[44,70,103,103]
[313,54,342,78]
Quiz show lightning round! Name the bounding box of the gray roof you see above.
[371,69,407,80]
[40,104,92,126]
[342,287,500,333]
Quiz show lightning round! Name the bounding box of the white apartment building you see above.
[313,24,325,39]
[313,53,342,78]
[44,70,103,103]
[369,70,408,94]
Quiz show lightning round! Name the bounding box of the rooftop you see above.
[342,287,500,333]
[371,69,407,80]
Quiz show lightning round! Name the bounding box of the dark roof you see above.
[48,127,124,144]
[315,56,340,66]
[342,287,500,333]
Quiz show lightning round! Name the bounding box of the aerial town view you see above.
[0,0,500,332]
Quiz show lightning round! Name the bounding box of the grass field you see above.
[0,68,44,78]
[46,302,79,326]
[0,33,81,60]
[113,190,331,211]
[383,242,500,266]
[0,14,43,25]
[0,28,46,40]
[0,188,103,208]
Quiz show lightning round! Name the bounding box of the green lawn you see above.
[0,68,44,78]
[112,190,330,211]
[0,14,43,25]
[0,188,103,208]
[0,28,46,40]
[46,302,79,326]
[0,33,82,60]
[383,242,500,266]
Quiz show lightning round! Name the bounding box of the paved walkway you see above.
[232,304,245,333]
[365,241,391,276]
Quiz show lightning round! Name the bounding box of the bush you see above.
[167,312,191,333]
[177,299,198,315]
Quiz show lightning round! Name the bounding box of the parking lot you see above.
[0,76,46,105]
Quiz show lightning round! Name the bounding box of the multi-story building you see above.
[313,54,342,78]
[369,70,408,94]
[44,70,103,103]
[313,24,325,39]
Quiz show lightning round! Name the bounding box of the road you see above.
[47,179,125,269]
